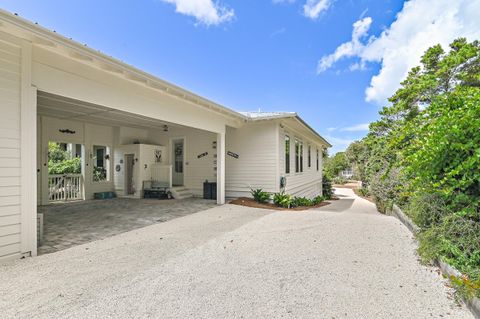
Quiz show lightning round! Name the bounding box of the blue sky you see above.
[1,0,478,153]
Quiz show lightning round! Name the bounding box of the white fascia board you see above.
[293,116,332,148]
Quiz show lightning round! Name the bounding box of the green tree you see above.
[345,38,480,296]
[323,152,348,179]
[48,142,81,175]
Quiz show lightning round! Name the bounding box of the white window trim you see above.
[92,144,112,184]
[294,138,304,175]
[285,134,291,175]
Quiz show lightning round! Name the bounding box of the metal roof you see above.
[239,111,297,120]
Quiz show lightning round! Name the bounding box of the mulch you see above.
[229,197,331,211]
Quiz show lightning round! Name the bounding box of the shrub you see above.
[333,176,348,185]
[417,214,480,298]
[48,157,81,175]
[358,187,369,197]
[407,192,449,230]
[93,166,107,182]
[273,192,293,208]
[322,175,333,199]
[250,188,271,203]
[369,167,403,213]
[312,195,325,205]
[291,196,312,208]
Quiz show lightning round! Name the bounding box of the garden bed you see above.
[230,197,331,211]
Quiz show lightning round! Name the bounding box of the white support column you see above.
[20,40,37,256]
[216,131,226,205]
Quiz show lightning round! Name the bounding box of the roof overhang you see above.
[0,9,331,148]
[293,116,332,148]
[240,112,331,148]
[0,9,247,124]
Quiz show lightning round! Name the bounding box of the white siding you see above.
[149,127,217,197]
[225,122,278,198]
[183,130,217,196]
[0,31,22,259]
[280,126,323,198]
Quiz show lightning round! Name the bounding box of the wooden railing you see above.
[48,174,83,202]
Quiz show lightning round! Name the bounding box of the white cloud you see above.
[324,135,354,154]
[317,0,480,104]
[340,123,370,132]
[317,17,372,73]
[160,0,234,26]
[303,0,333,19]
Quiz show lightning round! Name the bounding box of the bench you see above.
[143,181,170,199]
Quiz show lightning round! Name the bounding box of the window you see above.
[93,145,110,182]
[174,142,183,173]
[300,142,303,172]
[308,145,311,168]
[295,140,303,173]
[316,148,319,171]
[285,135,290,174]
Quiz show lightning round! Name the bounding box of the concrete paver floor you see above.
[1,188,474,319]
[37,198,217,254]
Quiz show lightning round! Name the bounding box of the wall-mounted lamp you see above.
[163,125,169,132]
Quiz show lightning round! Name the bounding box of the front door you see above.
[125,154,135,195]
[172,139,184,186]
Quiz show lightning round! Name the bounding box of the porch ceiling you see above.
[37,91,181,130]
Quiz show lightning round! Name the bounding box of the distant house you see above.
[340,167,354,179]
[0,10,330,260]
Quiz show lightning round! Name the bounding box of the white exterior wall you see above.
[31,46,235,134]
[113,144,167,197]
[38,116,116,202]
[150,127,217,197]
[0,31,36,260]
[280,125,323,199]
[225,122,278,198]
[0,31,22,259]
[225,121,325,199]
[37,116,217,201]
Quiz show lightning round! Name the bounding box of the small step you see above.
[171,187,193,199]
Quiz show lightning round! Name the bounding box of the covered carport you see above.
[0,10,245,260]
[36,90,225,254]
[37,198,216,255]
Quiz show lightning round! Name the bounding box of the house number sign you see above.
[197,152,208,159]
[59,129,76,134]
[227,151,239,159]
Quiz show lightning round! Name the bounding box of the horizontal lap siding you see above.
[0,32,22,259]
[226,122,277,198]
[184,130,217,196]
[281,128,323,199]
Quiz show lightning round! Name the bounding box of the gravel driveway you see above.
[0,188,473,319]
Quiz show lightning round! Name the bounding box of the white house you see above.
[0,10,330,261]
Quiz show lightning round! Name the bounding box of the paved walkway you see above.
[0,189,473,318]
[38,198,217,254]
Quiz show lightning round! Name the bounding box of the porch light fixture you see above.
[163,125,169,132]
